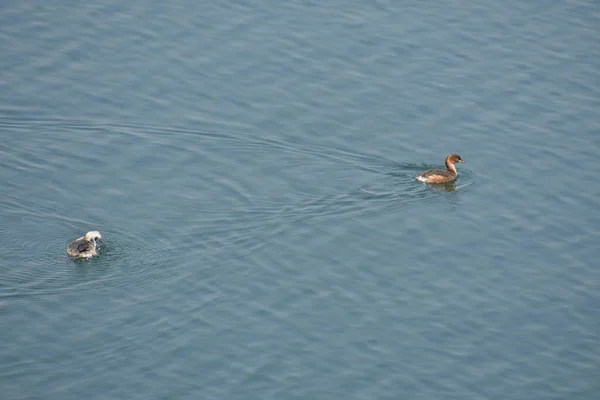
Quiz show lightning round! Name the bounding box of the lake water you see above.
[1,1,599,399]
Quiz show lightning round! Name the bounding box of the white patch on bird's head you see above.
[84,231,102,242]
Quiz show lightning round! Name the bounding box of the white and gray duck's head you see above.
[84,231,102,248]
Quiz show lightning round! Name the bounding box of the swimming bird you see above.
[416,154,465,184]
[66,231,102,258]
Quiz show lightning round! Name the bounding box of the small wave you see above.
[0,206,175,301]
[0,116,476,298]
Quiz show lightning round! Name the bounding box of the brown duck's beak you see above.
[459,159,465,163]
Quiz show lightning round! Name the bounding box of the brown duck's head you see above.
[447,154,464,164]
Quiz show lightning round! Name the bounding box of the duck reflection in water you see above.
[428,181,457,192]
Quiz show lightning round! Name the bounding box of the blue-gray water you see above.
[1,1,599,399]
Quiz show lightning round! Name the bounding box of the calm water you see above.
[1,1,599,399]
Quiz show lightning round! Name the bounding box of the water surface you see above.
[1,1,599,399]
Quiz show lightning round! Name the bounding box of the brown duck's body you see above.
[416,154,464,184]
[67,231,102,259]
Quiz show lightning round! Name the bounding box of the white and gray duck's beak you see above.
[94,234,103,248]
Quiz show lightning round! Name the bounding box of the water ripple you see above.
[0,116,475,300]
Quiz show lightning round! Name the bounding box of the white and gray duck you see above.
[66,231,102,259]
